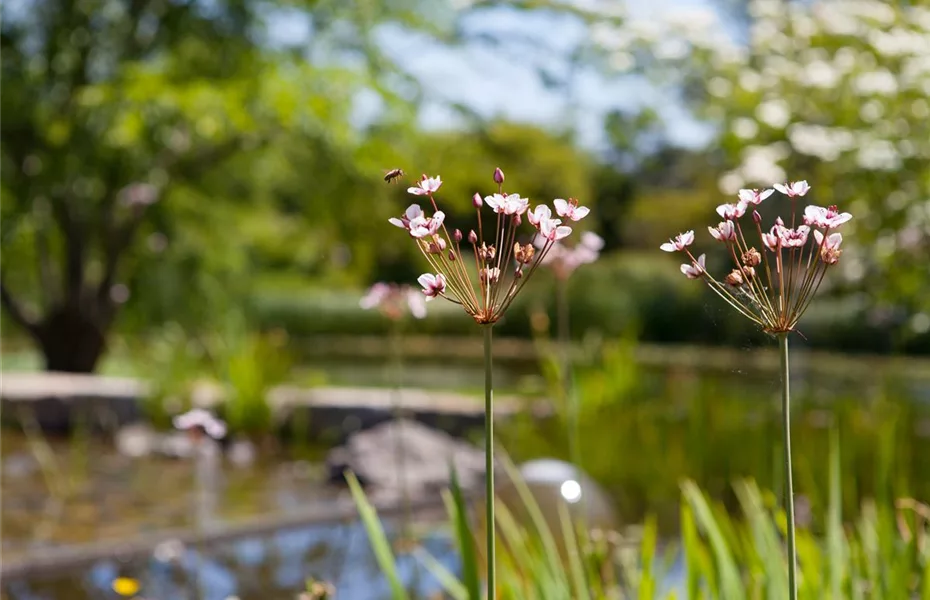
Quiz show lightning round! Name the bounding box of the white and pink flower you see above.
[779,225,810,248]
[803,205,852,229]
[716,202,748,221]
[762,229,779,251]
[405,289,428,318]
[681,254,706,279]
[539,217,572,241]
[407,175,442,196]
[774,180,811,198]
[738,188,774,206]
[389,204,424,230]
[660,230,695,252]
[814,230,843,264]
[408,211,445,239]
[359,283,391,310]
[417,273,446,300]
[553,198,590,221]
[360,282,427,320]
[708,221,736,242]
[485,193,529,216]
[173,409,227,439]
[527,204,552,227]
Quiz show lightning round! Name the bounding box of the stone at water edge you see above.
[327,419,485,501]
[115,423,159,458]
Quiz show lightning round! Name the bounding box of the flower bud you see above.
[472,193,483,208]
[436,236,447,251]
[454,229,463,242]
[513,214,522,226]
[753,210,762,224]
[725,269,744,286]
[742,248,762,267]
[448,250,456,261]
[493,167,505,184]
[468,230,478,244]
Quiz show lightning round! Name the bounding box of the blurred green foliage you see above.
[586,0,930,338]
[502,334,930,527]
[351,438,930,599]
[3,0,930,373]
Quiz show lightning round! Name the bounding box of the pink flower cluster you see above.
[387,172,590,324]
[660,180,852,333]
[535,231,604,280]
[360,282,428,320]
[173,408,227,439]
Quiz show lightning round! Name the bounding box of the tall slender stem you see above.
[779,333,798,599]
[483,324,496,599]
[557,278,580,471]
[389,322,412,540]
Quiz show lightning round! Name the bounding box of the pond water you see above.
[2,344,930,599]
[3,518,460,600]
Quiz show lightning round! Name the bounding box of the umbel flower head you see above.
[389,170,590,324]
[173,408,227,439]
[359,282,427,321]
[535,230,604,281]
[662,181,851,334]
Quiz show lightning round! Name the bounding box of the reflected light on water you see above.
[560,479,583,503]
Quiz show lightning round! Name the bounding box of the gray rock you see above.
[115,423,158,458]
[328,419,485,500]
[227,439,256,468]
[156,431,196,458]
[115,424,196,458]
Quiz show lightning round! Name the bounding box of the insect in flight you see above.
[383,168,404,183]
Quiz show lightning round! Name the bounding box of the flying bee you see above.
[383,168,404,184]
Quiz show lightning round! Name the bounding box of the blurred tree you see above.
[0,0,455,371]
[583,0,930,342]
[1,0,642,371]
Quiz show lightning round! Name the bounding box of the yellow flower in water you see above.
[111,577,140,597]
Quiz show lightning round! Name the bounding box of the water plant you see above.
[661,180,853,598]
[359,282,428,542]
[535,230,604,481]
[387,166,590,597]
[351,437,930,599]
[173,408,226,600]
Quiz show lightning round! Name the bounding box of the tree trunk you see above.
[36,306,108,373]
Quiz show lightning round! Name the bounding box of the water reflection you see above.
[3,520,458,600]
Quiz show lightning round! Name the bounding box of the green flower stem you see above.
[389,321,412,540]
[779,333,798,600]
[483,324,496,599]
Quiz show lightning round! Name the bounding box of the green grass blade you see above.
[734,480,786,599]
[450,465,482,600]
[682,480,746,600]
[558,501,592,600]
[500,455,568,590]
[414,547,469,600]
[680,500,705,600]
[827,427,846,599]
[638,514,658,600]
[345,471,409,600]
